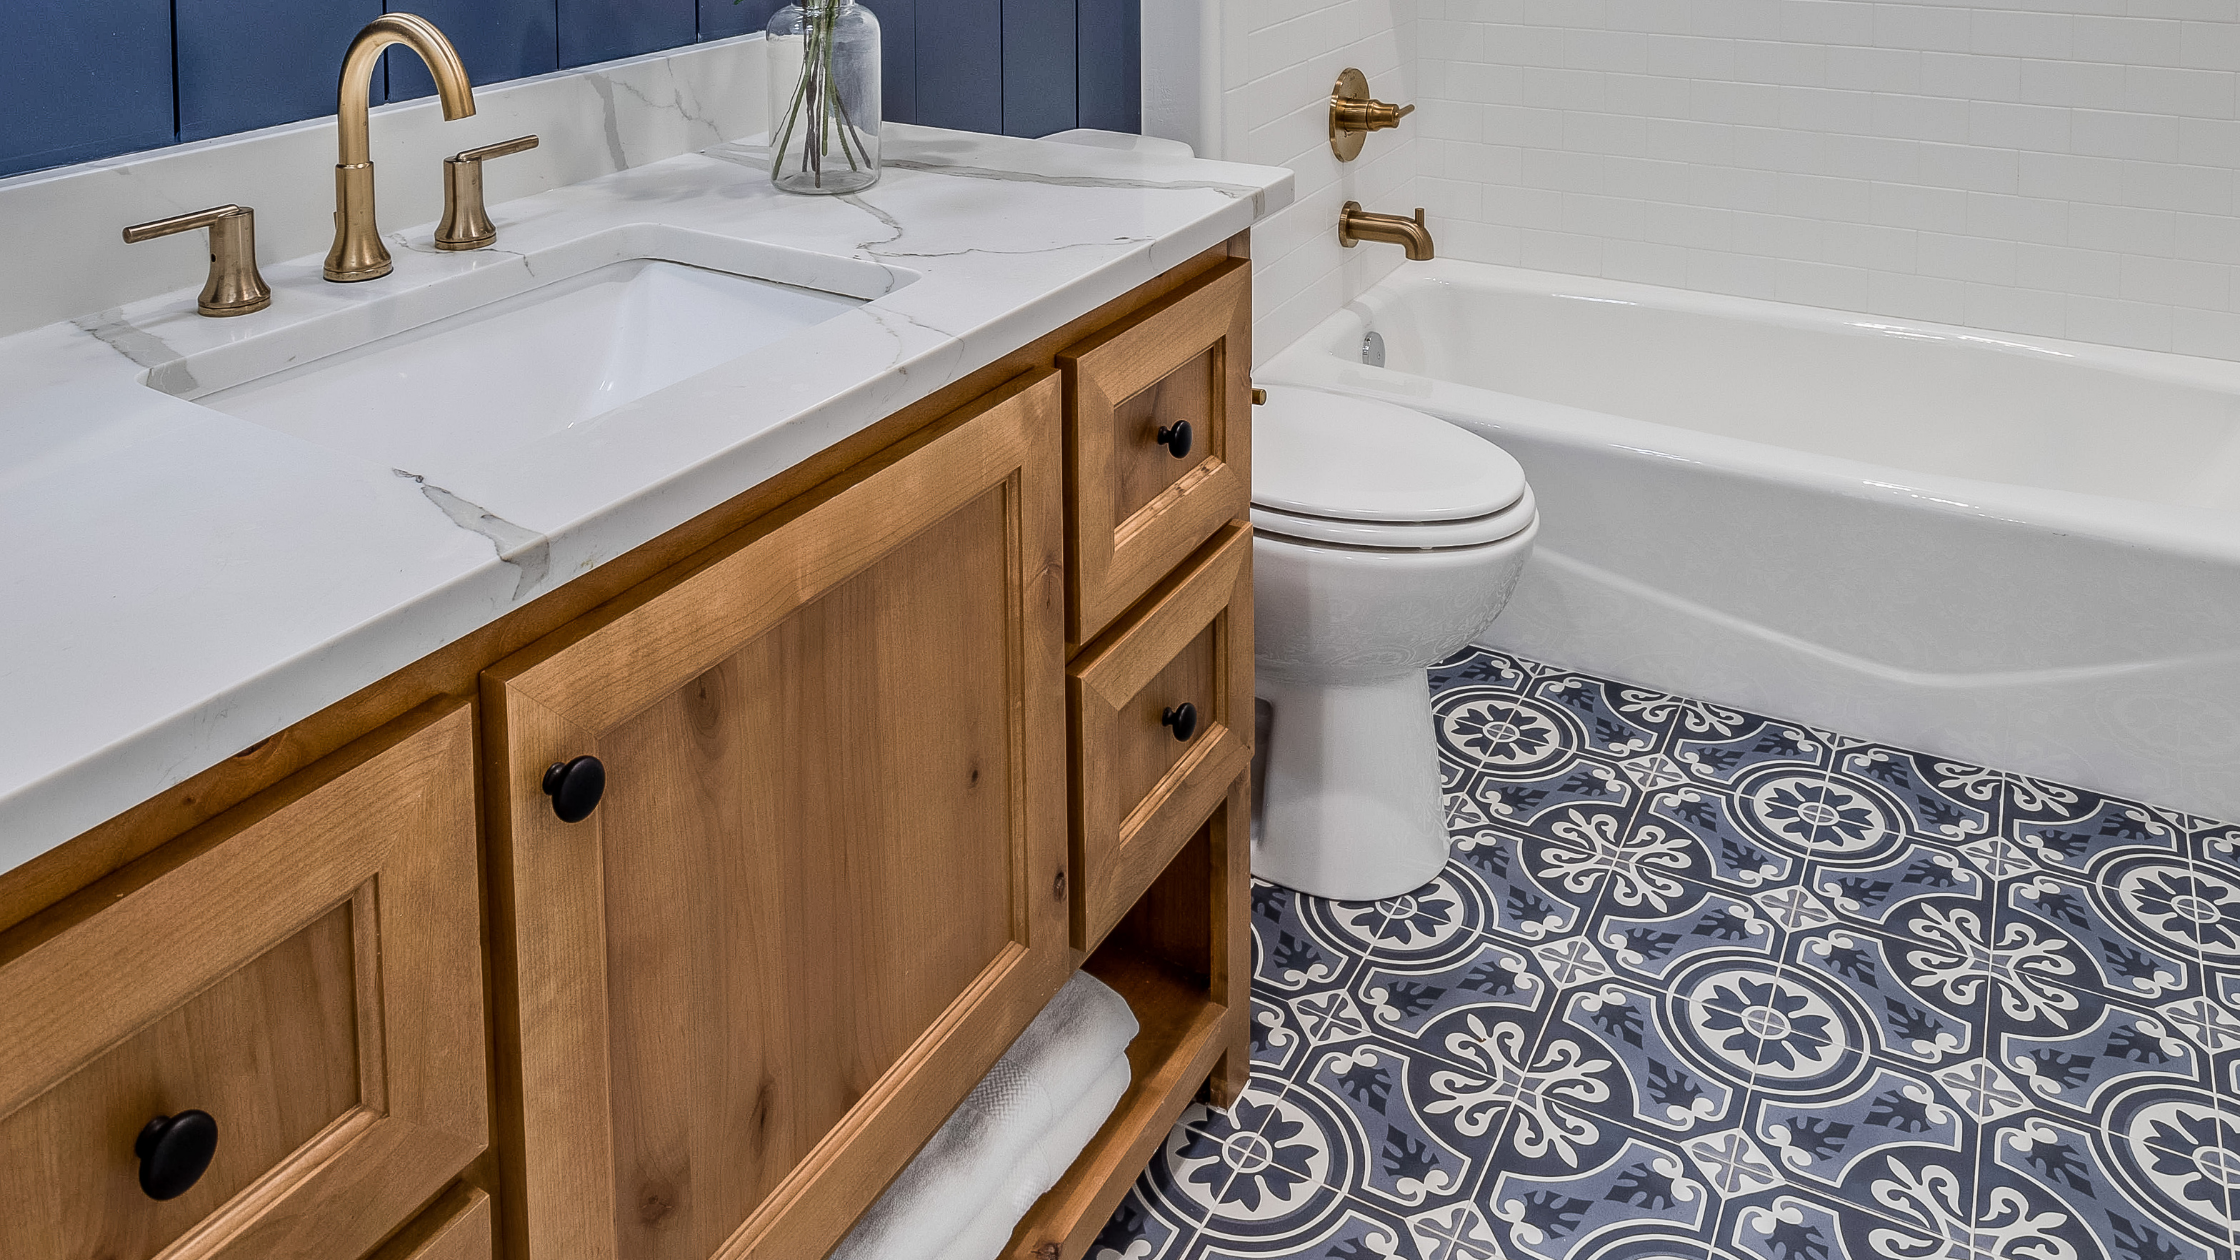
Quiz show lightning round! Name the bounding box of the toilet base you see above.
[1252,668,1450,901]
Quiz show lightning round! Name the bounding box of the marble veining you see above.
[392,470,552,602]
[70,309,194,392]
[0,122,1291,870]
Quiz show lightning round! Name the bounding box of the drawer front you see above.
[0,703,487,1260]
[1070,522,1254,949]
[1060,258,1251,648]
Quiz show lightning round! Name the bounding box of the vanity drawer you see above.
[1070,521,1254,949]
[1060,257,1251,648]
[0,702,488,1260]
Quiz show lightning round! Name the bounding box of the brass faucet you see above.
[1339,202,1434,261]
[325,14,477,282]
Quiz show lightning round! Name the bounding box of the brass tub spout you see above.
[1339,202,1434,261]
[325,14,477,282]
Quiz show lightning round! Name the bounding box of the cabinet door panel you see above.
[601,490,1017,1251]
[0,702,485,1260]
[485,372,1070,1260]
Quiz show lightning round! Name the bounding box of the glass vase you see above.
[765,0,882,194]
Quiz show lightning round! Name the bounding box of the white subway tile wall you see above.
[1216,0,1420,364]
[1410,0,2240,356]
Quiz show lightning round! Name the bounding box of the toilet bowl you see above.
[1250,386,1538,901]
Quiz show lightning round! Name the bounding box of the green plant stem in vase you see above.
[759,0,882,194]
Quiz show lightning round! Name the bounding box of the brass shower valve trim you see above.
[1330,68,1414,162]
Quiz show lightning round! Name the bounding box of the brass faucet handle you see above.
[457,134,540,164]
[1334,98,1413,133]
[1330,67,1415,161]
[122,204,272,318]
[435,134,539,251]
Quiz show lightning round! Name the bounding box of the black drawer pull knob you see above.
[135,1110,218,1201]
[1155,420,1193,459]
[1162,703,1199,743]
[543,755,606,823]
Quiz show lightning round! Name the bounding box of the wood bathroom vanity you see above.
[0,238,1257,1260]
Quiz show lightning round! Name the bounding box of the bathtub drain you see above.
[1362,330,1385,367]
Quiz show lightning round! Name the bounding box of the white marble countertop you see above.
[0,123,1291,871]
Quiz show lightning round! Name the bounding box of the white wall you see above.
[1197,0,1422,363]
[1416,0,2240,357]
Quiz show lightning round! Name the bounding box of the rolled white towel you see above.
[830,972,1139,1260]
[931,1052,1132,1260]
[983,969,1138,1130]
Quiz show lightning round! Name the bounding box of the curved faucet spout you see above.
[1338,202,1434,261]
[337,14,474,164]
[326,14,476,281]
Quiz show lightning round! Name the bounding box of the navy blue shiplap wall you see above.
[0,0,1137,178]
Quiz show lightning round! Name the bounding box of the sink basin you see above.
[158,225,909,472]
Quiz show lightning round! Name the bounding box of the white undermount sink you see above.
[157,224,911,472]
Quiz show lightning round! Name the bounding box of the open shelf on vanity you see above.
[1003,789,1249,1260]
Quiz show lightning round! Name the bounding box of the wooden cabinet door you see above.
[0,702,487,1260]
[483,372,1071,1260]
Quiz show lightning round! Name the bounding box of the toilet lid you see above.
[1251,385,1527,522]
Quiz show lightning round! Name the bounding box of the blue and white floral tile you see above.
[1354,938,1548,1052]
[1301,871,1501,972]
[1093,648,2240,1260]
[1834,745,1995,845]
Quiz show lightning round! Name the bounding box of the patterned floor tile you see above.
[1092,649,2240,1260]
[1829,744,1994,847]
[1984,1116,2231,1260]
[1790,922,1987,1069]
[1353,936,1552,1053]
[1305,873,1502,972]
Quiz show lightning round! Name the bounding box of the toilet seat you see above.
[1250,385,1531,548]
[1251,485,1537,549]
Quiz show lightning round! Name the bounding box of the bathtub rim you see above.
[1339,259,2240,393]
[1261,261,2240,570]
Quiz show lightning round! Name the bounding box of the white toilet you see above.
[1250,386,1539,901]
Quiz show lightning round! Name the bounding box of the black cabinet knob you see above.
[542,755,605,823]
[135,1110,217,1201]
[1162,703,1199,743]
[1155,420,1193,459]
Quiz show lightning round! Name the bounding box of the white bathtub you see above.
[1262,260,2240,823]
